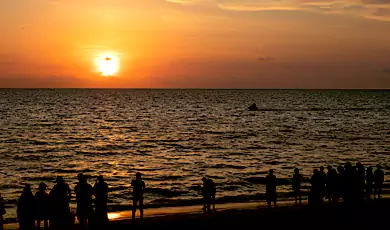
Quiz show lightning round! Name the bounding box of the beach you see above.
[5,197,390,230]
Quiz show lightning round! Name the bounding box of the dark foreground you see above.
[103,201,389,230]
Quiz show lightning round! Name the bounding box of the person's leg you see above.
[212,194,216,211]
[139,198,144,219]
[132,199,137,220]
[37,219,41,230]
[44,220,49,230]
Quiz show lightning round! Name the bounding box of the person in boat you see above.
[248,103,258,111]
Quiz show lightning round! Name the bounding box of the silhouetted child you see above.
[131,172,145,220]
[35,182,50,230]
[365,166,374,200]
[374,165,384,200]
[0,193,5,230]
[50,176,72,229]
[74,173,93,228]
[292,168,302,205]
[265,169,277,208]
[93,175,109,225]
[17,184,35,230]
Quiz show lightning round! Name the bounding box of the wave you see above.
[254,107,387,112]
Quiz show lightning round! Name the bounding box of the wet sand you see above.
[5,198,390,230]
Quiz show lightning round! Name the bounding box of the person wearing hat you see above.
[131,172,145,220]
[35,182,50,230]
[265,169,278,208]
[374,164,384,200]
[74,173,93,228]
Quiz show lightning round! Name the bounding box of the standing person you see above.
[201,177,216,213]
[265,169,277,208]
[0,193,6,230]
[292,168,302,205]
[374,165,384,200]
[326,166,338,203]
[309,169,322,207]
[319,166,327,201]
[365,166,374,200]
[17,184,35,230]
[356,162,366,202]
[50,176,72,229]
[93,175,109,225]
[74,173,93,228]
[35,183,50,230]
[131,172,145,220]
[337,166,346,202]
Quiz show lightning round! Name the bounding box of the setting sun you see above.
[96,54,120,76]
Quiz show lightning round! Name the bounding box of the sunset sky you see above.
[2,0,390,88]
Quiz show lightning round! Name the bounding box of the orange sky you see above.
[1,0,390,88]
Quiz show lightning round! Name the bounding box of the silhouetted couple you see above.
[202,177,216,213]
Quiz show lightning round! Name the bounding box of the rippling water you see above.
[0,89,390,217]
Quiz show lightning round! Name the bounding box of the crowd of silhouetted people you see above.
[264,162,385,208]
[0,162,386,229]
[14,174,109,230]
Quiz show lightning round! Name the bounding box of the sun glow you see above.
[96,54,120,76]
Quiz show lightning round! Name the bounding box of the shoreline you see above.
[5,196,390,229]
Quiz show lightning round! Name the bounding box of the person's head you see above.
[39,182,47,192]
[23,184,31,193]
[77,173,85,183]
[56,176,64,184]
[98,175,104,183]
[337,166,344,173]
[367,166,373,172]
[320,166,324,171]
[202,177,207,182]
[294,168,299,174]
[327,165,332,171]
[136,172,142,180]
[356,162,362,168]
[377,164,382,170]
[313,169,319,174]
[269,169,274,175]
[345,162,352,170]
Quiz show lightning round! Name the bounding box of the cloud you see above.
[166,0,390,21]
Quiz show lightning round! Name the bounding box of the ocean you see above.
[0,89,389,218]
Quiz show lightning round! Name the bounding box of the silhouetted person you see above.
[337,166,346,201]
[344,162,354,203]
[17,184,35,230]
[0,193,5,230]
[292,168,302,205]
[201,177,216,212]
[35,182,50,230]
[356,162,365,202]
[74,173,93,228]
[93,175,109,225]
[248,103,258,111]
[50,176,71,229]
[366,166,374,200]
[131,172,145,220]
[265,169,277,208]
[326,166,337,203]
[309,169,322,207]
[374,165,384,200]
[319,166,327,200]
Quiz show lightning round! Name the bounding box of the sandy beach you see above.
[5,197,390,230]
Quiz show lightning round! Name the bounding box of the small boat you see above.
[248,103,258,111]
